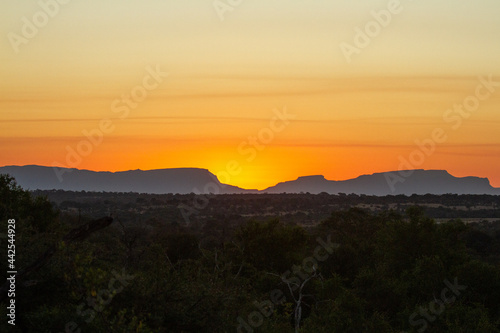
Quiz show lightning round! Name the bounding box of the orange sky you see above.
[1,1,499,190]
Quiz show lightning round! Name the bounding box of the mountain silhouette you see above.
[0,165,249,194]
[262,170,500,195]
[0,165,498,195]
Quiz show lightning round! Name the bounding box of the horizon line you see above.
[1,164,497,191]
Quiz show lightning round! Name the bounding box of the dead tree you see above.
[269,268,320,333]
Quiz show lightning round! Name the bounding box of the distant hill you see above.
[0,165,498,195]
[0,165,250,194]
[263,170,500,195]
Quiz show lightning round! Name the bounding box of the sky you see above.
[1,0,499,190]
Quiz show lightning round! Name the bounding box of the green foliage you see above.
[0,174,30,219]
[2,175,500,332]
[234,219,308,272]
[0,174,59,235]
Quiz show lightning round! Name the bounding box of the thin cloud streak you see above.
[272,142,500,149]
[4,116,500,127]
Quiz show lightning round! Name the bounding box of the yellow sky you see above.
[1,0,499,189]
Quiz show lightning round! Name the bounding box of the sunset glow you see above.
[1,0,499,190]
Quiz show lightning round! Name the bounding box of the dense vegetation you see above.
[2,174,500,332]
[34,189,500,227]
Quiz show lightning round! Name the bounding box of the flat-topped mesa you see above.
[0,166,498,195]
[295,175,327,181]
[0,165,248,194]
[264,169,499,195]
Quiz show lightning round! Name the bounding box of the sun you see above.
[200,147,277,190]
